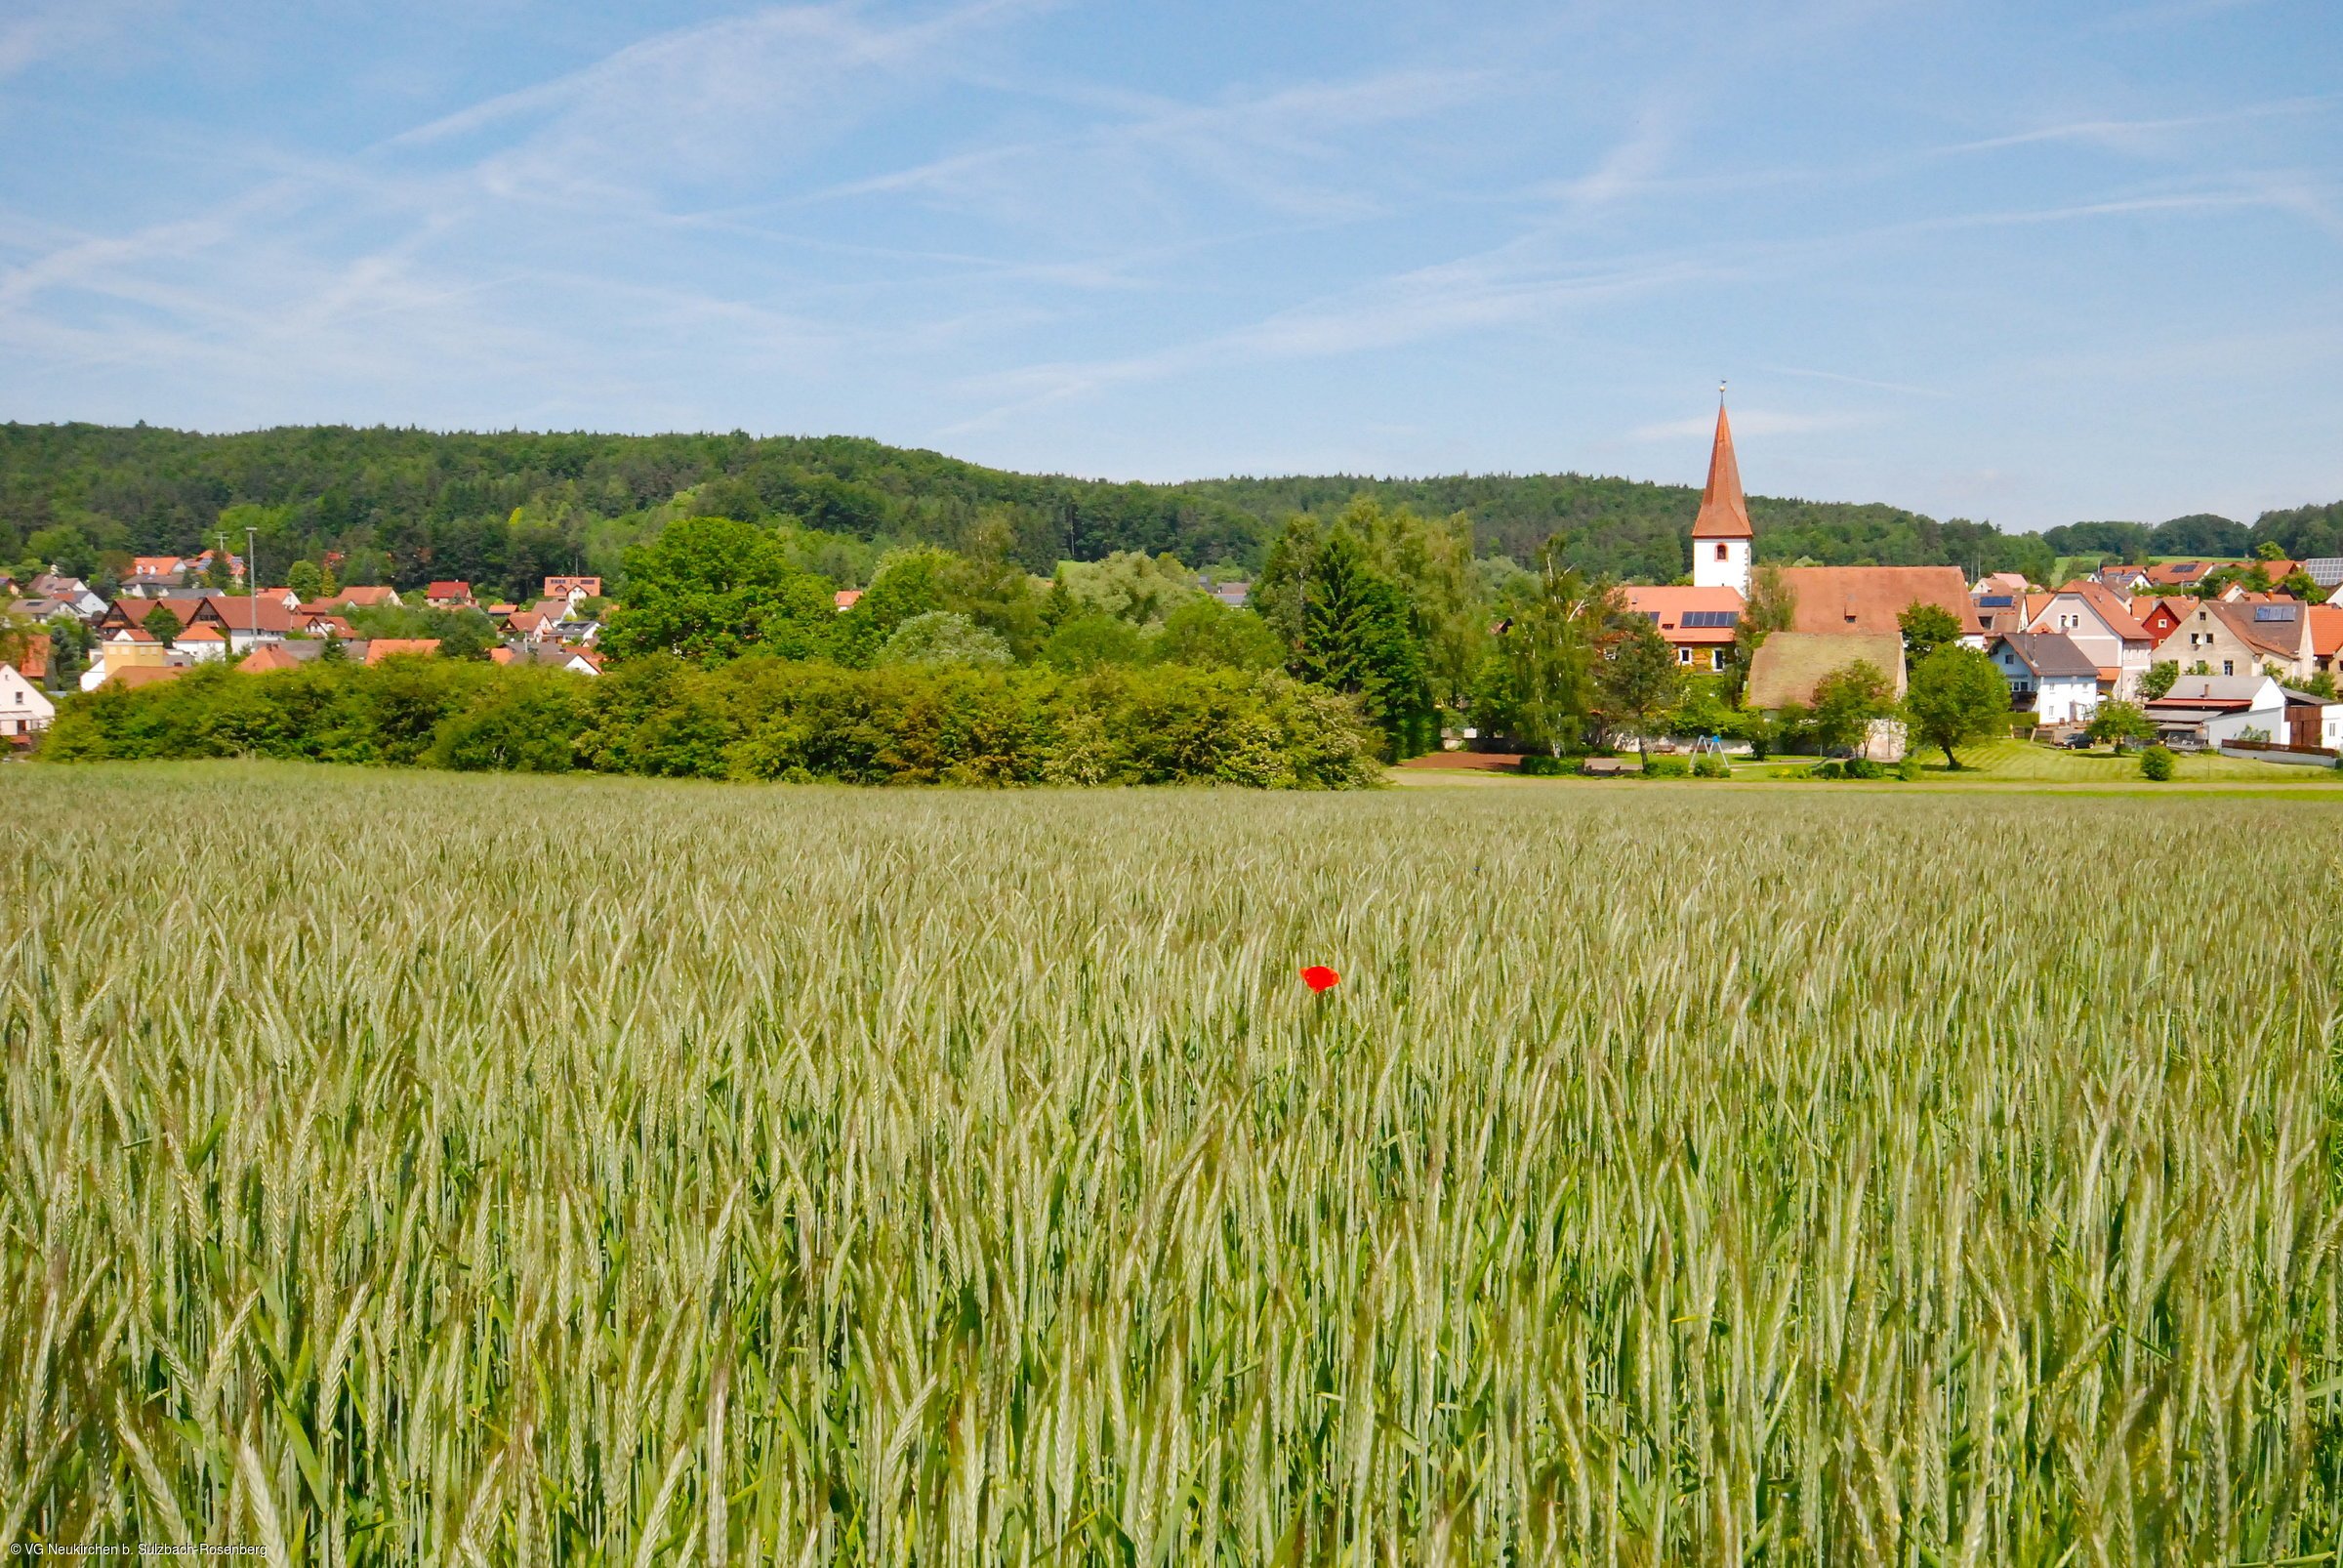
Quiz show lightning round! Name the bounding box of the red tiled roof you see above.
[425,581,472,598]
[2311,604,2343,659]
[237,643,300,673]
[1780,566,1982,638]
[364,639,441,664]
[835,588,864,610]
[1689,403,1754,540]
[1620,585,1743,643]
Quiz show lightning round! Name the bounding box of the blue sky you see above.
[1,0,2337,531]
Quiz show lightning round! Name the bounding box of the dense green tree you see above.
[1729,562,1797,698]
[2084,699,2157,753]
[1054,551,1202,624]
[599,516,838,668]
[1596,605,1683,762]
[1284,526,1435,756]
[1040,614,1149,673]
[1897,602,1963,662]
[879,611,1012,668]
[1156,598,1282,672]
[2139,661,2179,700]
[141,602,184,646]
[1809,661,1897,753]
[285,559,324,599]
[1905,645,2010,768]
[1480,544,1603,755]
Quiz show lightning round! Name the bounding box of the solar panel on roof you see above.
[1680,609,1740,628]
[2254,604,2300,622]
[1977,595,2015,607]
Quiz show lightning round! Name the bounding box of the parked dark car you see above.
[2060,732,2095,749]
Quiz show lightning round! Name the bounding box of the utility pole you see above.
[247,525,260,651]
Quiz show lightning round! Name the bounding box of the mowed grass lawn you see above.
[6,762,2343,1563]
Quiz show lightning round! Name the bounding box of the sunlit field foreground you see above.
[6,763,2342,1564]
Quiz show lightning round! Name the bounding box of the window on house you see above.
[2222,661,2234,676]
[1676,647,1693,665]
[1714,543,1728,561]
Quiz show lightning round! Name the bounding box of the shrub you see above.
[1842,757,1884,780]
[1896,757,1924,780]
[47,656,1385,790]
[1642,754,1690,779]
[2141,744,2177,781]
[1517,753,1580,776]
[1692,751,1729,778]
[1810,760,1844,779]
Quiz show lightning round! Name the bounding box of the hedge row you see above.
[40,656,1385,788]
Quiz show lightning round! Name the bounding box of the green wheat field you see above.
[5,763,2342,1564]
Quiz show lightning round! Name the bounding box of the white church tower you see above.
[1690,394,1754,598]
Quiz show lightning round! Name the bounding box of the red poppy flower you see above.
[1300,965,1340,993]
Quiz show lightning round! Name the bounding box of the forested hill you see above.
[6,421,2326,599]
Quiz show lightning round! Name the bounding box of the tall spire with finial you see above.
[1691,386,1753,542]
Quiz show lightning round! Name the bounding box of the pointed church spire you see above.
[1690,393,1753,541]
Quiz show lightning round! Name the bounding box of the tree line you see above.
[0,420,2215,607]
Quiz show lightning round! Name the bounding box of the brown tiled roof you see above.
[1689,404,1753,540]
[1992,632,2100,680]
[1780,566,1982,638]
[364,639,440,664]
[1744,632,1905,709]
[2208,600,2306,661]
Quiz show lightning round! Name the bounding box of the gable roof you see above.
[2147,674,2281,708]
[364,639,441,664]
[2065,580,2152,640]
[1779,566,1981,638]
[1744,632,1905,710]
[425,580,472,598]
[1991,631,2100,680]
[2204,598,2307,660]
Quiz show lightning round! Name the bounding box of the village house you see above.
[2158,598,2315,681]
[1779,565,1983,641]
[1970,591,2029,637]
[424,581,475,609]
[0,661,57,745]
[1987,633,2101,724]
[2144,560,2222,592]
[2022,581,2154,696]
[98,593,297,653]
[2092,564,2150,594]
[1743,632,1908,761]
[2309,604,2343,677]
[304,586,403,611]
[2144,674,2286,748]
[2129,597,2188,643]
[1620,585,1743,671]
[364,639,441,664]
[542,576,602,600]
